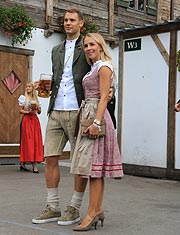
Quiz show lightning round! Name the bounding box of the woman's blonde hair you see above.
[83,33,116,80]
[24,82,39,110]
[83,33,113,65]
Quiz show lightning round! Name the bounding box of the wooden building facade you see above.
[0,1,179,47]
[0,0,176,45]
[0,1,179,39]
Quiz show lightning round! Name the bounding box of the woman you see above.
[18,82,44,173]
[71,33,124,231]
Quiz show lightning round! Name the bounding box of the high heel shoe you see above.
[73,215,99,231]
[32,164,39,174]
[20,165,30,172]
[98,211,105,227]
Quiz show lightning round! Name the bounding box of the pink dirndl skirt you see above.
[70,98,124,178]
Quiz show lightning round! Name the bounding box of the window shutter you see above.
[146,0,157,16]
[117,0,129,8]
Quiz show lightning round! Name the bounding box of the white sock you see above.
[47,188,60,211]
[70,191,84,210]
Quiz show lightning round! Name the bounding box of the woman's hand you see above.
[84,125,99,139]
[29,109,37,114]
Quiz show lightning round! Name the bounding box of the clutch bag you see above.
[80,119,105,137]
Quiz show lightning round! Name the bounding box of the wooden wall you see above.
[0,0,156,40]
[0,0,179,41]
[158,0,180,22]
[114,5,155,29]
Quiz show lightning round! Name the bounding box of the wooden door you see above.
[0,51,29,155]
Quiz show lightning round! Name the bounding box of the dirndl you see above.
[70,98,124,178]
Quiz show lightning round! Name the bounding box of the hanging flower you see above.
[80,17,98,36]
[0,6,35,46]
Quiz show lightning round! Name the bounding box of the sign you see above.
[124,38,141,52]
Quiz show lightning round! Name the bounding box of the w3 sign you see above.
[124,38,141,52]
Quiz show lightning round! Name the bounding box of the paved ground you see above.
[0,161,180,235]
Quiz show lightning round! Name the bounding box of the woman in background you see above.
[18,82,44,173]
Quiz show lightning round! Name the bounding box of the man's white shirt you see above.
[53,38,79,111]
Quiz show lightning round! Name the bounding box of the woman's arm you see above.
[19,105,41,114]
[95,66,112,121]
[19,106,29,114]
[87,66,112,138]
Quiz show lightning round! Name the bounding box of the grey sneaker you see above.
[57,206,80,225]
[32,205,61,224]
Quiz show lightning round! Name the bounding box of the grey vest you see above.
[47,36,91,114]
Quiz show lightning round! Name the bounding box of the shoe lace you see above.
[64,205,71,213]
[42,204,51,213]
[61,206,75,218]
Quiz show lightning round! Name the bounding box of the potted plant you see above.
[80,17,98,36]
[0,6,35,46]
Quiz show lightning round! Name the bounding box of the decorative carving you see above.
[2,70,21,94]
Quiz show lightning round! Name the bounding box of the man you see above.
[32,8,115,225]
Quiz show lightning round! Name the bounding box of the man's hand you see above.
[108,87,114,101]
[175,102,180,112]
[34,81,40,90]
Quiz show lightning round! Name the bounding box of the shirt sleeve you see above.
[97,61,113,73]
[18,95,25,106]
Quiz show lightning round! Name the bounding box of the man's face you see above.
[64,12,84,37]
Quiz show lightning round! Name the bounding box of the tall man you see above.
[32,8,91,225]
[32,8,114,225]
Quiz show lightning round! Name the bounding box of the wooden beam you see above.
[0,155,19,158]
[109,0,114,36]
[46,0,53,24]
[120,22,180,39]
[123,163,167,179]
[0,45,34,56]
[123,163,180,180]
[170,0,175,20]
[0,146,20,155]
[134,0,138,10]
[117,34,124,149]
[151,34,169,66]
[166,30,177,179]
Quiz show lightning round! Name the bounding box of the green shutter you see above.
[117,0,129,8]
[146,0,157,16]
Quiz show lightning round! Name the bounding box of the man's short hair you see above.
[64,8,84,20]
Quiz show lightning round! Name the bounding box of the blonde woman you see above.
[18,82,44,173]
[71,33,124,231]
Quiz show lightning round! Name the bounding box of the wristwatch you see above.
[93,119,101,126]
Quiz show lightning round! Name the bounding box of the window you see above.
[117,0,157,16]
[129,0,147,11]
[146,0,157,16]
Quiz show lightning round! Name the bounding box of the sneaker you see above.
[32,205,61,224]
[57,206,80,225]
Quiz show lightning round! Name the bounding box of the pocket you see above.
[50,111,56,121]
